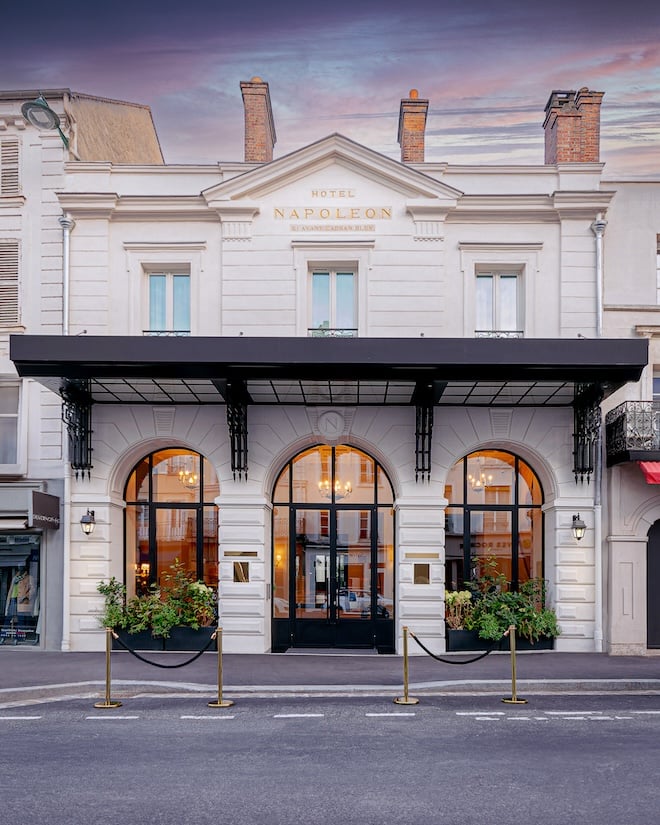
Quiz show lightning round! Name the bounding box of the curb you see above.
[2,678,660,708]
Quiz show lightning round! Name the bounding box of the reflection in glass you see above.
[273,506,289,618]
[444,449,543,591]
[125,449,219,592]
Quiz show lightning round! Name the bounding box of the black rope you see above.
[409,629,502,665]
[111,631,217,669]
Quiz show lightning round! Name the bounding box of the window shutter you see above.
[0,242,19,325]
[0,140,20,196]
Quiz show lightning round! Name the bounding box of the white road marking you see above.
[0,715,42,720]
[456,711,505,716]
[544,711,602,715]
[365,712,415,717]
[180,715,235,720]
[273,713,325,718]
[85,715,140,720]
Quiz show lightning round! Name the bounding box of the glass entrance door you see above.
[290,507,388,648]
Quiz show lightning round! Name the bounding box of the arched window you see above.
[124,448,219,597]
[272,444,395,651]
[445,449,543,591]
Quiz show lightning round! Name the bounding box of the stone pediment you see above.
[202,133,462,205]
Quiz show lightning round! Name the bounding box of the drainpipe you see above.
[591,213,606,339]
[58,214,75,336]
[58,213,74,650]
[591,213,606,652]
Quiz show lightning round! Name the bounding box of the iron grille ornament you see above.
[573,383,603,484]
[61,379,93,479]
[225,380,249,480]
[415,403,433,482]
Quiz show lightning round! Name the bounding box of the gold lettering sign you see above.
[274,206,392,220]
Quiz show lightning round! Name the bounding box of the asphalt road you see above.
[2,695,659,825]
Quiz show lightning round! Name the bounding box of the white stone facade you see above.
[2,86,660,655]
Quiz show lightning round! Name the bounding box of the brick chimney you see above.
[398,89,429,163]
[543,87,604,163]
[240,77,276,163]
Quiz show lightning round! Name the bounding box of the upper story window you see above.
[146,270,190,336]
[0,140,19,197]
[0,383,19,467]
[0,242,19,327]
[309,269,357,338]
[475,270,523,338]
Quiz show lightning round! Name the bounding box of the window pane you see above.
[273,506,289,617]
[149,274,166,330]
[518,506,542,583]
[498,275,518,331]
[467,450,514,505]
[155,508,197,584]
[126,504,150,597]
[172,274,190,332]
[311,272,330,330]
[0,419,17,464]
[0,386,19,415]
[469,510,513,584]
[203,506,218,587]
[152,449,200,503]
[476,275,493,330]
[292,446,330,503]
[377,506,394,617]
[335,272,355,329]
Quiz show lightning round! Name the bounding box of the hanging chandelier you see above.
[468,471,492,491]
[178,467,199,488]
[318,478,352,501]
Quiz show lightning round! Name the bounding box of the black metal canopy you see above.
[9,334,647,407]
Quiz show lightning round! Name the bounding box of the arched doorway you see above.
[124,448,219,597]
[647,521,660,648]
[272,445,395,652]
[445,449,544,590]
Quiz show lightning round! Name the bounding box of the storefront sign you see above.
[29,491,60,530]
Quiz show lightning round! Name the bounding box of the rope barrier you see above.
[408,629,501,665]
[110,629,218,669]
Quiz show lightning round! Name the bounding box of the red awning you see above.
[638,462,660,484]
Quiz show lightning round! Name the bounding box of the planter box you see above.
[446,629,487,652]
[446,628,555,652]
[112,626,216,652]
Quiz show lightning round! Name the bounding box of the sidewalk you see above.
[1,647,660,706]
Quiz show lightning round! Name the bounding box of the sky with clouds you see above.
[3,0,659,177]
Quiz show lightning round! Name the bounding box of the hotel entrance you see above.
[272,445,395,652]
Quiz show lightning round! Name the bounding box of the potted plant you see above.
[444,590,483,651]
[444,557,560,652]
[97,560,218,651]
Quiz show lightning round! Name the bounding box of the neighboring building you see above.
[0,90,161,648]
[3,81,659,655]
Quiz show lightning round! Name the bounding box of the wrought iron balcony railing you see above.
[143,330,191,336]
[308,328,358,338]
[474,330,524,339]
[605,401,660,465]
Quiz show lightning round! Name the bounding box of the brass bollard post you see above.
[502,624,528,705]
[394,625,419,705]
[208,627,234,708]
[93,627,122,709]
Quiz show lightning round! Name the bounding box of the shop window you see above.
[146,270,190,336]
[0,139,19,197]
[445,449,543,591]
[0,534,40,646]
[475,271,522,338]
[309,270,357,337]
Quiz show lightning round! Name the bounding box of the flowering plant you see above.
[97,560,217,638]
[444,589,474,630]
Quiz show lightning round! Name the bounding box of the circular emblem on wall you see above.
[317,410,345,439]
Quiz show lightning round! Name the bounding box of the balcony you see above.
[143,330,191,337]
[474,330,524,339]
[308,328,358,338]
[605,401,660,466]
